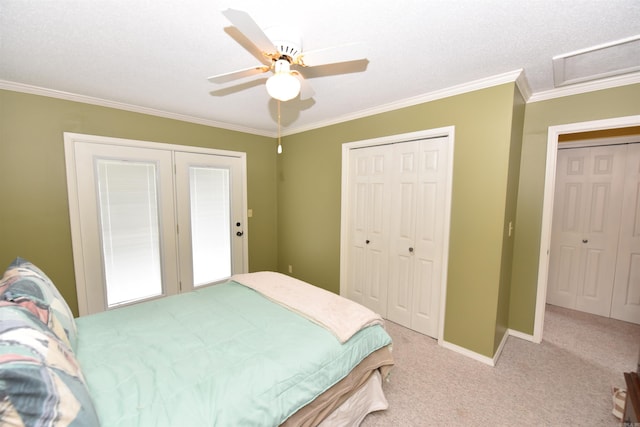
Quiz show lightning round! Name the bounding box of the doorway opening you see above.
[534,116,640,342]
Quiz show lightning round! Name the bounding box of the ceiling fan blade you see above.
[292,71,315,100]
[295,42,367,67]
[208,65,270,84]
[222,9,277,57]
[210,77,268,97]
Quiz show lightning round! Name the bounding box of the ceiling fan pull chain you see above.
[277,100,283,154]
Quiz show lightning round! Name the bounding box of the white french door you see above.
[174,151,246,293]
[65,133,247,315]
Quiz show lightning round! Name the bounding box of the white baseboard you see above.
[508,328,535,342]
[439,339,497,367]
[439,328,536,367]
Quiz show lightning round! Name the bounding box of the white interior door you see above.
[346,145,392,316]
[387,137,448,337]
[612,143,640,324]
[175,151,246,292]
[547,144,625,317]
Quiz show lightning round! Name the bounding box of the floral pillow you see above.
[0,257,78,351]
[0,303,99,426]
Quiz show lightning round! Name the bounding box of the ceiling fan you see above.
[208,9,367,102]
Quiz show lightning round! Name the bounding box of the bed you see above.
[0,258,393,426]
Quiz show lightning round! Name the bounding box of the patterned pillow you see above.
[0,303,99,426]
[0,257,78,351]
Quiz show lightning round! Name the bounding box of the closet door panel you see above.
[411,139,447,336]
[548,145,625,317]
[612,143,640,324]
[346,146,391,315]
[387,143,418,327]
[387,138,447,337]
[548,152,588,309]
[575,146,625,316]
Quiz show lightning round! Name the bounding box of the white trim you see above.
[5,70,638,137]
[508,328,534,342]
[1,71,524,138]
[528,71,640,103]
[493,330,510,365]
[533,115,640,343]
[439,339,497,367]
[287,70,524,136]
[559,134,640,149]
[339,126,455,346]
[515,69,532,101]
[0,80,273,138]
[440,328,534,367]
[63,132,248,157]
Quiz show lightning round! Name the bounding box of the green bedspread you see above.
[75,281,391,426]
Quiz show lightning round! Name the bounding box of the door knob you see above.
[366,240,370,244]
[582,239,588,243]
[236,231,244,237]
[409,247,414,253]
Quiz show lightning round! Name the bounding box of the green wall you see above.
[493,87,525,352]
[6,80,637,358]
[508,83,640,334]
[0,89,278,316]
[279,83,519,357]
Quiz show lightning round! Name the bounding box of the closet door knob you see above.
[409,247,414,253]
[582,239,588,243]
[365,240,370,244]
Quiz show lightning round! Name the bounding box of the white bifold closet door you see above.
[547,143,640,324]
[345,136,449,338]
[612,143,640,324]
[346,144,393,317]
[65,134,247,316]
[386,139,448,336]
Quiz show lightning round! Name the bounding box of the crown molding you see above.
[528,71,640,103]
[0,80,274,137]
[4,68,638,138]
[283,69,526,136]
[515,69,532,101]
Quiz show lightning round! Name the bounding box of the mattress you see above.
[74,280,392,426]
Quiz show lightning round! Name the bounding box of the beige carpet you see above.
[362,304,640,426]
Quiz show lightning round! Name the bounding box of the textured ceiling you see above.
[1,0,639,136]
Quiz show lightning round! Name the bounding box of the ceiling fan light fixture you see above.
[266,59,300,101]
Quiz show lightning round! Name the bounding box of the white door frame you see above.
[533,114,640,343]
[339,126,455,343]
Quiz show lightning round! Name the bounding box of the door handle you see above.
[366,240,370,244]
[409,247,414,253]
[236,231,244,237]
[582,239,588,243]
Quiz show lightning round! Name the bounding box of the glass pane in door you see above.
[189,166,231,286]
[96,159,163,307]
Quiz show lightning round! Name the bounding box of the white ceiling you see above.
[1,1,639,136]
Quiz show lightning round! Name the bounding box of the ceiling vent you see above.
[553,35,640,87]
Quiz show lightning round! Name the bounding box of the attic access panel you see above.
[553,35,640,87]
